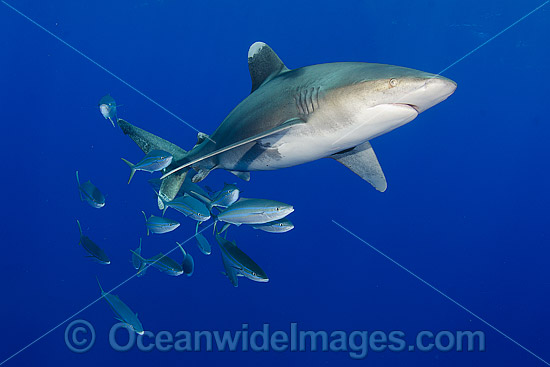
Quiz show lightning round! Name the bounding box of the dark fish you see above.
[179,244,195,276]
[76,220,110,264]
[76,171,105,208]
[215,232,268,287]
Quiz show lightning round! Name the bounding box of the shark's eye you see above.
[389,78,398,87]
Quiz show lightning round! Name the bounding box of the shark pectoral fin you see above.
[330,140,387,192]
[228,170,250,181]
[248,42,289,93]
[161,117,305,180]
[117,119,187,160]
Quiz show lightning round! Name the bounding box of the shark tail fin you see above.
[121,158,136,184]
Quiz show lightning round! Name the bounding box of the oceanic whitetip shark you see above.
[117,42,456,205]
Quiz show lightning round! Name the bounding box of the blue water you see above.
[1,0,549,366]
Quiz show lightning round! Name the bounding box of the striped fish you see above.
[217,198,294,226]
[252,218,294,233]
[161,195,211,222]
[121,150,173,184]
[142,211,180,235]
[193,183,240,210]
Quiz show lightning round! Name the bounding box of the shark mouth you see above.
[394,103,420,113]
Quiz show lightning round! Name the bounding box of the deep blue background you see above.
[1,0,549,366]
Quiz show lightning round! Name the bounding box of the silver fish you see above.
[217,198,294,225]
[252,218,294,233]
[121,150,173,184]
[193,183,239,210]
[131,242,187,277]
[76,220,110,264]
[76,171,105,208]
[161,195,211,222]
[97,278,144,335]
[131,238,144,276]
[142,211,180,235]
[98,94,118,127]
[195,232,211,255]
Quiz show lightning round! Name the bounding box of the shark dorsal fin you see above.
[248,42,289,93]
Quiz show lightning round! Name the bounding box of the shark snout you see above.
[415,76,457,113]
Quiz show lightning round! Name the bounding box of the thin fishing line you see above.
[1,0,216,143]
[0,223,212,366]
[331,0,548,147]
[332,220,550,366]
[438,0,549,75]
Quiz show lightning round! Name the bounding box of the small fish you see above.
[195,233,211,255]
[161,194,211,222]
[193,183,239,210]
[76,220,110,264]
[252,218,294,233]
[98,94,118,127]
[131,238,146,277]
[178,243,195,276]
[142,211,180,235]
[121,150,173,184]
[217,198,294,226]
[131,242,187,277]
[76,171,105,208]
[97,277,144,335]
[215,232,268,287]
[148,177,212,203]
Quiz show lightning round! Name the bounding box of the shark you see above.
[117,42,456,203]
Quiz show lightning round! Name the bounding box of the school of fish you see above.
[73,95,296,334]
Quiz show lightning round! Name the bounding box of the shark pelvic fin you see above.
[158,171,187,209]
[248,42,289,93]
[330,141,387,192]
[228,170,250,181]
